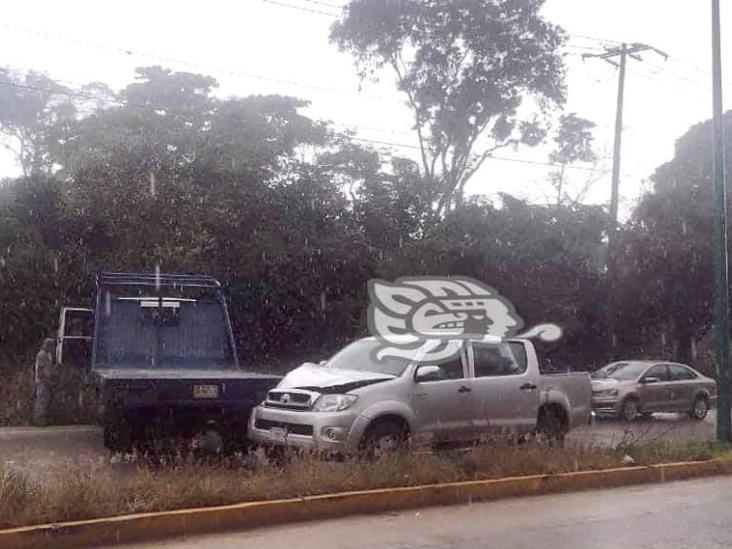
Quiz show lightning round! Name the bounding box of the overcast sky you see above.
[1,0,727,217]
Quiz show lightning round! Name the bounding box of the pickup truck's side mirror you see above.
[415,365,445,383]
[642,376,660,384]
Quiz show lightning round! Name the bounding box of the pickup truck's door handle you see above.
[519,383,538,391]
[458,385,472,394]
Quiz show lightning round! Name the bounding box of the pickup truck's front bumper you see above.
[247,404,371,453]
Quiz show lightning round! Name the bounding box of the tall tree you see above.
[331,0,567,215]
[0,68,76,176]
[547,113,597,206]
[613,113,732,364]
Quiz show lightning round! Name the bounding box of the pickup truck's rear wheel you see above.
[536,406,567,445]
[360,419,408,459]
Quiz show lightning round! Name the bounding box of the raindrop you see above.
[320,291,327,312]
[104,291,111,317]
[53,256,59,274]
[149,171,157,197]
[155,263,161,291]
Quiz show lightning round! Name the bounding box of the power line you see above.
[0,22,644,118]
[0,23,384,101]
[345,134,611,172]
[261,0,338,17]
[0,23,625,138]
[566,32,623,47]
[301,0,344,9]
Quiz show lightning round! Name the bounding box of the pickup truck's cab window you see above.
[420,355,466,381]
[472,342,526,377]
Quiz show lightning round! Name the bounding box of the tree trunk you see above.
[675,321,693,364]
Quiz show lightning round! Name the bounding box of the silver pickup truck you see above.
[248,336,591,454]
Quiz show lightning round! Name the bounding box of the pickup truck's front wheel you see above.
[360,418,408,459]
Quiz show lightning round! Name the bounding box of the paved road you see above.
[0,412,717,481]
[116,476,732,549]
[570,410,716,446]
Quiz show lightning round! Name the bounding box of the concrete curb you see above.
[3,458,732,549]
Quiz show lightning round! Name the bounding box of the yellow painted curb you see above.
[3,458,732,549]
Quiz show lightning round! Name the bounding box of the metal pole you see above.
[712,0,731,443]
[606,44,627,353]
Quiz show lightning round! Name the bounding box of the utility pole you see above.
[583,43,668,353]
[711,0,731,444]
[583,43,668,244]
[609,45,627,230]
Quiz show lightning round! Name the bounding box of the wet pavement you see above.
[117,475,732,549]
[568,410,717,447]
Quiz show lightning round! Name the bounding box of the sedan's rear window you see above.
[669,364,698,380]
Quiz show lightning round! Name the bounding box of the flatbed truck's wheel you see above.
[103,418,133,454]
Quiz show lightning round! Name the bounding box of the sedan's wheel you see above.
[690,396,709,421]
[621,398,639,422]
[361,420,407,459]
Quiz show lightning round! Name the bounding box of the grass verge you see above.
[0,364,33,426]
[1,439,728,530]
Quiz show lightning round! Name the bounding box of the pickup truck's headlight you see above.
[595,388,619,397]
[312,394,358,412]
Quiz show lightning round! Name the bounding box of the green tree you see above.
[612,113,732,365]
[331,0,567,215]
[0,68,77,176]
[547,113,597,206]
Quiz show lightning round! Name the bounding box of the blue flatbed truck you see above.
[57,272,280,453]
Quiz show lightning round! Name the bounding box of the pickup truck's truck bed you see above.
[538,372,593,431]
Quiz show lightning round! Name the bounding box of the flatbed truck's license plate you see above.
[193,384,219,399]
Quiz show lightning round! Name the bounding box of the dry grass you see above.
[0,361,96,426]
[0,364,33,426]
[0,439,727,530]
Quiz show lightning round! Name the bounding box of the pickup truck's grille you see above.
[254,419,313,436]
[265,390,313,411]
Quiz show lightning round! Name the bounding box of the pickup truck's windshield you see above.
[592,362,647,380]
[325,339,413,377]
[95,298,236,369]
